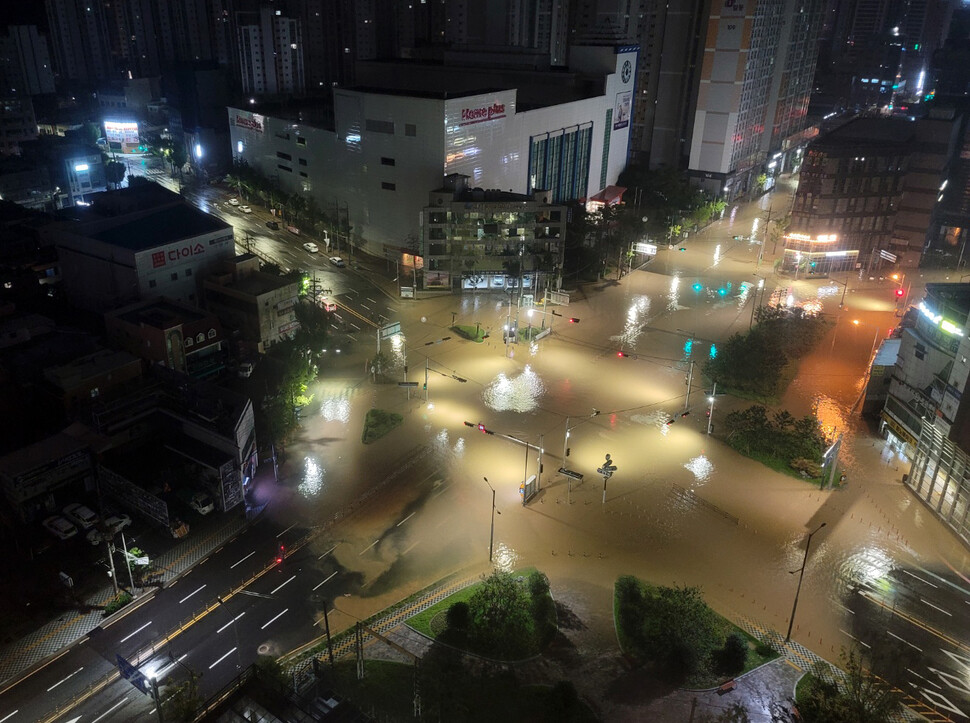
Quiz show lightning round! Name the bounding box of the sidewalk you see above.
[0,510,251,688]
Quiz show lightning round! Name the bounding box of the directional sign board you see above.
[117,653,151,695]
[379,321,402,339]
[558,467,584,481]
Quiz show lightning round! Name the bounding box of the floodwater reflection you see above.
[684,455,714,485]
[483,365,545,412]
[299,456,325,498]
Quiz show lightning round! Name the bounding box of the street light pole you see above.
[707,382,717,435]
[785,522,827,643]
[483,477,497,562]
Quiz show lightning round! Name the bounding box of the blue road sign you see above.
[117,654,151,695]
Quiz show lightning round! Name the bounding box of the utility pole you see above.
[322,600,335,669]
[121,532,136,591]
[707,383,717,435]
[425,357,429,405]
[105,539,119,595]
[684,360,694,411]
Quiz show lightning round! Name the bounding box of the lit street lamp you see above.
[785,522,827,642]
[483,477,500,562]
[707,382,717,435]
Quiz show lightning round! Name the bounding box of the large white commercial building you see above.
[43,185,235,312]
[228,43,637,256]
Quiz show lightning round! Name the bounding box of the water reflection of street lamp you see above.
[482,477,500,563]
[785,522,826,642]
[706,383,717,435]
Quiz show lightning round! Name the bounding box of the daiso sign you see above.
[460,102,507,126]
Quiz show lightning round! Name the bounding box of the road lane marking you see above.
[901,569,939,588]
[906,668,942,689]
[886,630,923,651]
[276,524,296,538]
[396,512,415,527]
[838,629,870,648]
[217,613,245,633]
[119,621,152,643]
[179,584,207,604]
[359,540,379,555]
[270,575,297,595]
[91,696,129,723]
[47,667,83,692]
[860,590,969,653]
[230,551,255,569]
[208,648,237,670]
[0,710,17,722]
[920,598,952,616]
[402,540,420,555]
[261,608,289,630]
[317,545,336,560]
[313,572,337,591]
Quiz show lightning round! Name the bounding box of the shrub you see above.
[531,594,558,647]
[103,591,132,616]
[720,632,749,674]
[446,601,471,632]
[790,457,822,477]
[528,570,550,599]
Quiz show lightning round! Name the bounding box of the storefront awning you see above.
[586,185,627,207]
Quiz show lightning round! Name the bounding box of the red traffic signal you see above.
[478,423,486,432]
[617,351,628,357]
[568,317,580,323]
[895,288,904,297]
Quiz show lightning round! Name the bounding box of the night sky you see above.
[0,6,48,32]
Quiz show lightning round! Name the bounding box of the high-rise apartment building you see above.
[236,6,305,96]
[0,26,56,97]
[45,0,116,85]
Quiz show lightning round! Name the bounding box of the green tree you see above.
[719,632,748,674]
[162,671,204,722]
[467,571,536,659]
[801,649,901,723]
[640,585,721,680]
[170,142,188,177]
[105,160,126,188]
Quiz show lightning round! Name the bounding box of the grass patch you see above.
[614,576,779,688]
[452,324,486,343]
[740,448,825,487]
[795,671,813,709]
[361,408,403,444]
[518,326,544,342]
[407,584,477,637]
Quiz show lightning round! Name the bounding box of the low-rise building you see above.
[105,297,227,379]
[0,97,38,156]
[42,348,143,416]
[44,184,235,312]
[204,255,301,353]
[0,431,94,522]
[420,175,566,294]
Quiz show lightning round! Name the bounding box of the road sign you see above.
[398,381,419,387]
[379,321,402,339]
[558,467,584,481]
[117,654,151,695]
[879,249,897,263]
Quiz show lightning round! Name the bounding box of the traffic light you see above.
[568,317,580,323]
[463,421,475,428]
[684,338,693,356]
[709,343,717,359]
[476,423,495,435]
[565,448,571,457]
[895,288,904,298]
[276,543,285,564]
[617,351,628,358]
[692,282,703,292]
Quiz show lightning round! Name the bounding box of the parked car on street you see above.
[287,225,300,235]
[329,256,345,267]
[63,503,99,529]
[180,490,215,515]
[303,242,319,253]
[228,198,240,206]
[239,205,252,214]
[265,220,280,230]
[43,515,78,540]
[238,361,255,378]
[322,298,337,312]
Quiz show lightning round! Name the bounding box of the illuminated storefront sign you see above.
[919,302,965,336]
[459,102,506,126]
[233,113,265,133]
[104,120,139,145]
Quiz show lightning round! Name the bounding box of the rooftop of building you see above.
[209,269,300,297]
[43,348,141,391]
[0,431,89,479]
[816,117,917,147]
[921,283,970,321]
[77,199,230,251]
[108,297,213,329]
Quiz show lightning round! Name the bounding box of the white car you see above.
[329,256,345,267]
[187,492,215,516]
[303,242,319,253]
[228,198,240,206]
[43,515,78,540]
[85,513,133,545]
[239,205,252,214]
[63,503,99,530]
